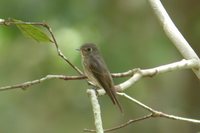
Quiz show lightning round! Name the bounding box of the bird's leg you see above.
[87,81,99,96]
[93,87,99,97]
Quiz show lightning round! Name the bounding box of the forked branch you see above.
[84,93,200,132]
[0,59,198,92]
[148,0,200,79]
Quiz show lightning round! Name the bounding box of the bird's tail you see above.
[107,87,123,113]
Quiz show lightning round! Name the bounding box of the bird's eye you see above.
[86,47,92,52]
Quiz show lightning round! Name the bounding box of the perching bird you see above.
[79,43,122,112]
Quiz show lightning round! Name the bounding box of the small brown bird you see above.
[79,43,122,112]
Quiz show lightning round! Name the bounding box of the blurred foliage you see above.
[0,0,200,133]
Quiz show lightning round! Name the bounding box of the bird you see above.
[79,43,123,112]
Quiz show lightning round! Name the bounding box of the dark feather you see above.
[88,54,123,112]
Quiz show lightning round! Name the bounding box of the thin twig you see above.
[41,23,83,75]
[84,92,200,133]
[118,93,200,124]
[0,75,85,91]
[155,112,200,123]
[84,114,152,132]
[0,19,83,75]
[111,68,140,78]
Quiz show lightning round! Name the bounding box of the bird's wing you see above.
[88,56,116,103]
[88,55,123,112]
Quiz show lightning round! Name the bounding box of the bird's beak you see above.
[76,48,80,52]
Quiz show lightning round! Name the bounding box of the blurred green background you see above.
[0,0,200,132]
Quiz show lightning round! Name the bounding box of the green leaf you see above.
[13,19,52,43]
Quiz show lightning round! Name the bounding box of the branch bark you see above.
[119,93,200,124]
[148,0,200,79]
[0,59,198,92]
[0,75,85,91]
[87,89,104,133]
[97,59,200,95]
[84,92,200,132]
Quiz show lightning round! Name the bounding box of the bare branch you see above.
[0,69,138,91]
[118,59,200,91]
[41,23,83,75]
[97,59,200,95]
[0,75,85,91]
[87,89,104,133]
[118,93,200,124]
[111,68,139,78]
[148,0,200,79]
[84,91,200,133]
[84,114,152,132]
[103,114,152,132]
[0,59,198,93]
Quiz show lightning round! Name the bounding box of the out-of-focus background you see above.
[0,0,199,132]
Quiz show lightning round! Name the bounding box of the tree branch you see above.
[86,92,199,133]
[84,114,152,132]
[1,59,198,92]
[87,89,104,133]
[148,0,200,79]
[83,59,199,132]
[0,75,85,91]
[118,59,199,91]
[0,18,83,75]
[0,69,137,91]
[97,59,200,95]
[84,92,200,132]
[118,93,200,124]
